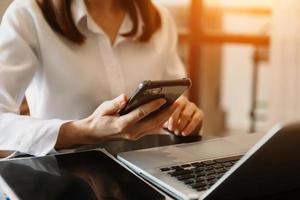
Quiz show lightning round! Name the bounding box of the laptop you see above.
[118,123,300,200]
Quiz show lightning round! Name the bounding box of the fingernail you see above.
[182,131,187,136]
[163,122,168,128]
[175,130,179,135]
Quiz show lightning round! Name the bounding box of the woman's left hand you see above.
[164,96,204,136]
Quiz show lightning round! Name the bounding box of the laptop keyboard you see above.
[160,155,242,192]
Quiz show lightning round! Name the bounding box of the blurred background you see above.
[155,0,272,136]
[1,0,300,137]
[156,0,300,136]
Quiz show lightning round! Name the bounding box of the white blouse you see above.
[0,0,186,156]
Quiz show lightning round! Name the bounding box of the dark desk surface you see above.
[76,133,202,156]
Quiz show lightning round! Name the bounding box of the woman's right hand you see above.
[56,94,176,149]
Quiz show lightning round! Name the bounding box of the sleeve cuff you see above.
[23,119,70,157]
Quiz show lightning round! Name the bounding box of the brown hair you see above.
[37,0,161,44]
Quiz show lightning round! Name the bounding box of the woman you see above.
[0,0,203,157]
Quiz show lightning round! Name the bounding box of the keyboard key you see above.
[216,174,223,179]
[206,175,216,181]
[191,162,200,166]
[222,162,233,167]
[204,166,214,170]
[193,167,205,172]
[160,167,171,172]
[195,171,206,177]
[191,162,204,167]
[207,178,218,184]
[177,174,195,181]
[195,177,206,182]
[169,169,192,177]
[171,166,184,171]
[191,182,207,189]
[197,187,207,191]
[224,167,231,171]
[215,168,226,174]
[184,179,194,185]
[213,164,223,169]
[202,160,216,166]
[207,181,216,187]
[206,170,216,175]
[181,164,191,168]
[214,155,242,163]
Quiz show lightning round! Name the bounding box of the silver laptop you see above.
[118,123,300,200]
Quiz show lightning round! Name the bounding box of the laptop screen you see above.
[0,150,165,200]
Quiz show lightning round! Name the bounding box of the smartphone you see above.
[119,78,192,115]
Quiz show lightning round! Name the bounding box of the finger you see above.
[169,98,188,133]
[100,94,128,115]
[182,111,204,136]
[176,103,196,134]
[120,98,166,126]
[168,107,181,132]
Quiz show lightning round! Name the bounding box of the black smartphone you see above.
[119,78,192,115]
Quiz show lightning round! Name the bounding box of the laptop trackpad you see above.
[118,138,248,169]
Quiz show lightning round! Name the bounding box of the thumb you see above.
[100,94,127,115]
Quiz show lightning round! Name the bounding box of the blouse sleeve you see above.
[0,2,66,157]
